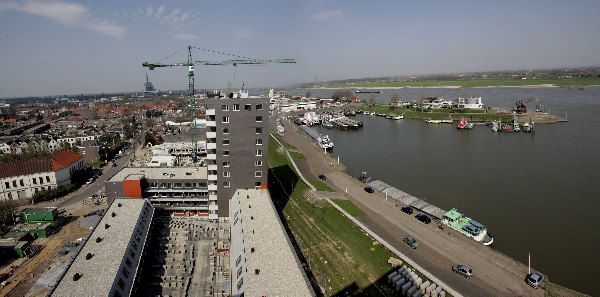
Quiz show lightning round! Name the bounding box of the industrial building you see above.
[0,150,84,200]
[51,198,154,297]
[205,91,269,217]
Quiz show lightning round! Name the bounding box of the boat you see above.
[442,208,493,246]
[512,115,520,132]
[456,117,474,129]
[392,115,404,120]
[317,135,334,150]
[322,121,334,128]
[355,90,382,93]
[426,118,453,124]
[522,121,534,133]
[491,121,499,132]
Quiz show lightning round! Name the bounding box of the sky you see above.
[1,0,599,98]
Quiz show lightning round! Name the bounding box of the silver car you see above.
[525,272,544,288]
[452,264,473,278]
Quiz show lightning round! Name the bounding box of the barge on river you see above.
[442,208,493,245]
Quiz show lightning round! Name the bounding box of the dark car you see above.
[112,162,118,167]
[401,206,413,215]
[525,272,544,288]
[415,214,431,224]
[364,187,374,193]
[452,264,473,278]
[403,235,419,249]
[318,174,326,180]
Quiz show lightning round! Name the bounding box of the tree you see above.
[390,92,400,105]
[305,91,312,99]
[144,132,157,146]
[369,94,376,106]
[60,141,71,151]
[332,89,352,102]
[145,118,156,129]
[0,199,17,234]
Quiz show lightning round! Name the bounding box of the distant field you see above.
[327,77,600,88]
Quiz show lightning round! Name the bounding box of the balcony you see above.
[208,184,217,191]
[209,194,217,201]
[208,165,217,171]
[209,204,218,211]
[206,121,216,127]
[207,143,216,150]
[206,109,215,116]
[209,213,218,220]
[207,154,216,160]
[206,132,216,139]
[208,174,218,181]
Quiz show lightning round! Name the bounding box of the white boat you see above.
[392,115,404,120]
[442,208,493,246]
[322,121,333,128]
[456,117,474,129]
[317,135,334,149]
[426,118,452,124]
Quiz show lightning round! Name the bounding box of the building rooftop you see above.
[108,166,207,182]
[52,199,154,297]
[236,189,314,296]
[0,150,81,178]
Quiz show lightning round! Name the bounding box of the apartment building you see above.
[205,92,269,217]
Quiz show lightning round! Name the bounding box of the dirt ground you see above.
[1,203,106,297]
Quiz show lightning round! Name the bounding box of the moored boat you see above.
[442,208,493,246]
[456,117,474,129]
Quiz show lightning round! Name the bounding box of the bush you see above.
[32,184,77,203]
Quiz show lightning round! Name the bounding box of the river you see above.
[296,86,600,295]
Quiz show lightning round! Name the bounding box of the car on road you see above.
[364,187,374,193]
[403,235,419,249]
[318,174,326,180]
[112,162,118,167]
[452,264,473,278]
[525,272,544,288]
[415,214,431,224]
[86,178,94,185]
[401,206,413,214]
[89,194,97,200]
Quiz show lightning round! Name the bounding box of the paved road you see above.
[276,118,542,297]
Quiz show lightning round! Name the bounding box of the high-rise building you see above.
[205,91,269,217]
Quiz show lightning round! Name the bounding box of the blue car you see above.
[364,187,374,193]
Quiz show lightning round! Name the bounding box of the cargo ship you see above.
[442,208,494,245]
[355,90,382,93]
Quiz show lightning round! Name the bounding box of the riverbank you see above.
[359,103,567,124]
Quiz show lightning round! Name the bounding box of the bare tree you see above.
[305,91,312,98]
[369,94,376,106]
[390,92,400,105]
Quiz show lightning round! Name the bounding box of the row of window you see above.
[221,103,263,111]
[4,175,51,189]
[222,160,262,167]
[148,182,207,188]
[149,192,208,198]
[221,116,264,128]
[222,139,263,146]
[223,181,262,188]
[222,171,262,178]
[223,149,262,157]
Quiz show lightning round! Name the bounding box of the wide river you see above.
[295,87,599,295]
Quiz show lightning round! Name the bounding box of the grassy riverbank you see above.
[326,77,600,89]
[360,104,566,123]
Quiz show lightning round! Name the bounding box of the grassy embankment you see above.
[359,103,565,123]
[268,135,399,296]
[327,77,600,88]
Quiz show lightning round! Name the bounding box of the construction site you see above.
[135,216,231,296]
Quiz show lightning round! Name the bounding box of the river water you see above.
[298,87,600,295]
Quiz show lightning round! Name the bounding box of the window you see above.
[32,178,37,185]
[46,176,50,182]
[222,128,229,134]
[39,177,43,184]
[223,139,230,145]
[184,183,191,188]
[255,139,262,145]
[223,150,230,156]
[245,104,251,111]
[223,161,230,167]
[236,255,242,266]
[222,116,229,123]
[233,104,240,111]
[255,127,262,134]
[12,181,16,187]
[122,267,130,278]
[238,266,243,278]
[223,172,230,177]
[255,160,262,166]
[129,249,135,258]
[237,278,244,290]
[19,180,24,187]
[5,182,9,189]
[174,183,182,188]
[118,278,126,290]
[256,116,262,122]
[255,171,262,177]
[224,181,230,188]
[114,291,123,297]
[256,104,263,110]
[221,104,229,111]
[132,242,138,250]
[255,150,262,156]
[255,182,262,187]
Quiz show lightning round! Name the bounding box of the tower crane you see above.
[142,46,295,161]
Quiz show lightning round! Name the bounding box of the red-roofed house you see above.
[0,150,84,200]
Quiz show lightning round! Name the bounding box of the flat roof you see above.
[108,166,207,182]
[52,199,154,297]
[21,206,57,213]
[237,189,314,296]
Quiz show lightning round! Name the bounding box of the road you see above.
[276,117,543,297]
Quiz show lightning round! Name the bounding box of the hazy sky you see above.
[1,0,599,97]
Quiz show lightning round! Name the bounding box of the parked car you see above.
[89,194,97,200]
[416,214,431,224]
[401,206,413,214]
[525,272,544,288]
[364,187,374,193]
[86,178,94,185]
[452,264,473,278]
[318,174,326,180]
[403,235,419,249]
[112,162,118,167]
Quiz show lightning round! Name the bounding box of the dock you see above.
[367,179,446,219]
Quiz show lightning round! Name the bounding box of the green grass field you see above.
[327,77,600,88]
[268,135,398,296]
[310,180,336,192]
[332,199,367,216]
[289,151,306,159]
